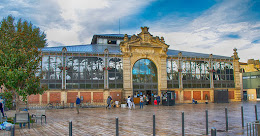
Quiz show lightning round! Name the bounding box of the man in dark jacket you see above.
[106,96,111,109]
[76,96,81,114]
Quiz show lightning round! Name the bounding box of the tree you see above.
[0,15,47,112]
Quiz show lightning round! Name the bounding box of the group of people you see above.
[127,96,135,109]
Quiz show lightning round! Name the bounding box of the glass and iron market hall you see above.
[29,27,241,104]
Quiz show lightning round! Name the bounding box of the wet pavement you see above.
[1,101,260,136]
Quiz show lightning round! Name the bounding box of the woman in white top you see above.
[140,95,144,109]
[127,96,131,109]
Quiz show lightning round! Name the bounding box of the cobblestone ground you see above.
[1,101,259,136]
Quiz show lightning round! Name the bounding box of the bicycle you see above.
[46,102,54,109]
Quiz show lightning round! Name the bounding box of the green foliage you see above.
[0,15,47,104]
[0,91,13,109]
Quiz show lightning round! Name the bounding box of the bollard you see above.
[250,123,251,136]
[255,105,258,120]
[182,112,184,136]
[116,117,119,136]
[253,124,255,136]
[11,124,15,136]
[153,114,155,136]
[241,106,244,128]
[206,110,208,135]
[69,121,72,136]
[225,107,228,131]
[247,123,248,136]
[211,127,216,136]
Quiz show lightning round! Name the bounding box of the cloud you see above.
[1,0,259,62]
[148,0,260,62]
[0,0,155,46]
[45,0,155,45]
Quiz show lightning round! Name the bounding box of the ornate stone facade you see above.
[120,27,168,97]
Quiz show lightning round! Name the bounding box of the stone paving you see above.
[0,101,259,136]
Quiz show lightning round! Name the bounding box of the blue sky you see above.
[0,0,259,62]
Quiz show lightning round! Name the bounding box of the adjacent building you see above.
[240,59,260,101]
[28,27,242,105]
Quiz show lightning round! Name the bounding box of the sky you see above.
[0,0,259,62]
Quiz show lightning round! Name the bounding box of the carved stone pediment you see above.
[120,27,169,56]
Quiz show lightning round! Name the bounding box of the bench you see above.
[14,112,30,129]
[32,110,46,125]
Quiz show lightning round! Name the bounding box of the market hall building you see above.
[28,27,242,105]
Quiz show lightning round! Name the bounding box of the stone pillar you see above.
[39,95,42,105]
[210,89,214,102]
[159,56,167,96]
[104,49,109,89]
[61,91,67,104]
[123,54,132,98]
[91,92,93,103]
[62,47,67,90]
[178,52,184,103]
[232,48,241,101]
[209,54,214,89]
[104,89,110,100]
[178,52,183,89]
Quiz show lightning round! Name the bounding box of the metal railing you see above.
[247,121,260,136]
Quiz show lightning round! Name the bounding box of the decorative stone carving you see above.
[120,26,169,98]
[232,48,239,60]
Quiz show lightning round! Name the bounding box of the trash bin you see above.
[70,103,74,108]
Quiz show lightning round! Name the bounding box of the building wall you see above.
[28,89,124,105]
[246,89,257,101]
[241,59,260,101]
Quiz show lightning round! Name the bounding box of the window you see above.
[182,60,210,88]
[66,55,104,89]
[108,57,123,88]
[213,61,234,88]
[40,53,62,89]
[167,59,179,88]
[107,40,117,44]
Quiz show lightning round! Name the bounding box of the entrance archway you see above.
[132,59,158,98]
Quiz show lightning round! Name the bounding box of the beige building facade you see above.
[28,27,242,105]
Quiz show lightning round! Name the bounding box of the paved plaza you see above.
[1,102,259,136]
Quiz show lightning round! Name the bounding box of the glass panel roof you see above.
[41,44,232,59]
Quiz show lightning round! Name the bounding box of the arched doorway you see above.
[132,59,158,99]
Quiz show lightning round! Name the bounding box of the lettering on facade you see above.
[134,48,154,54]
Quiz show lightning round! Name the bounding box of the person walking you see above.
[106,96,111,109]
[0,100,4,117]
[127,96,131,109]
[76,96,81,114]
[131,95,135,109]
[140,95,144,109]
[157,95,161,105]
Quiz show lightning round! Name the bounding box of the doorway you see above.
[132,59,158,98]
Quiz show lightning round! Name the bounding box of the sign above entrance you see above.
[134,48,154,54]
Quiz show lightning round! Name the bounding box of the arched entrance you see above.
[132,59,158,99]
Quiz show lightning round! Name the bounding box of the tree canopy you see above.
[0,15,47,111]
